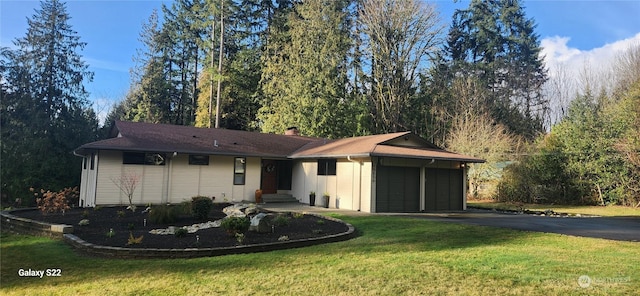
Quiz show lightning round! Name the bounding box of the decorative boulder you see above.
[244,204,261,216]
[223,204,250,217]
[249,213,273,233]
[223,203,262,218]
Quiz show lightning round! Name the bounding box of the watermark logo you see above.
[578,275,631,288]
[577,275,592,288]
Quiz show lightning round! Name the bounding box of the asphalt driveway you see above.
[406,209,640,242]
[263,203,639,242]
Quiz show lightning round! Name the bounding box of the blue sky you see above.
[1,0,639,121]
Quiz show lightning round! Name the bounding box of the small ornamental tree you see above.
[110,171,141,211]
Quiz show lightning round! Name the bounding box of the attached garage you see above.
[375,162,465,213]
[376,165,420,212]
[424,168,463,211]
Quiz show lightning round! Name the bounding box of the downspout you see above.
[347,156,363,211]
[462,163,468,211]
[73,150,87,207]
[164,152,177,204]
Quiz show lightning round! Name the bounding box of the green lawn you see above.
[468,200,640,216]
[2,215,638,295]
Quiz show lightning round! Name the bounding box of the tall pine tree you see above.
[439,0,548,139]
[258,0,357,138]
[1,0,97,204]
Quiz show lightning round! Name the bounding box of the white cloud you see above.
[541,33,640,124]
[540,36,582,64]
[541,32,640,88]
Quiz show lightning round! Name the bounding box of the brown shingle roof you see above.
[75,121,484,163]
[290,132,484,163]
[76,121,322,158]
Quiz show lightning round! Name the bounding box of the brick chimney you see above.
[285,126,300,136]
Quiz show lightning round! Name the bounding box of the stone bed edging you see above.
[1,208,356,259]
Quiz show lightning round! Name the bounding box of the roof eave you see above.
[288,153,371,159]
[370,152,485,163]
[74,146,291,159]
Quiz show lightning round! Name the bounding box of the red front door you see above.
[261,160,278,194]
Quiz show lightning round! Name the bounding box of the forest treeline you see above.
[109,0,548,142]
[2,0,639,206]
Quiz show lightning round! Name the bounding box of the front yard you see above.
[2,214,638,295]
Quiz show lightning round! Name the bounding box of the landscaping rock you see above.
[249,213,273,233]
[222,203,262,218]
[149,220,222,235]
[244,205,260,216]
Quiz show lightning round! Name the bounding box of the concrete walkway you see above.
[262,203,640,242]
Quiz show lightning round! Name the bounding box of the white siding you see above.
[92,152,264,205]
[95,151,135,205]
[169,155,200,203]
[139,165,166,204]
[291,158,374,212]
[291,161,318,204]
[336,160,354,210]
[169,155,261,203]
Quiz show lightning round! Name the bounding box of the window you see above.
[317,159,337,176]
[123,152,165,165]
[90,153,96,170]
[234,157,246,185]
[189,155,209,165]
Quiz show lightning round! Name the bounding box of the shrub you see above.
[33,187,77,214]
[178,201,192,215]
[148,204,178,224]
[191,196,214,220]
[174,228,188,238]
[235,233,245,244]
[220,216,250,236]
[273,214,290,226]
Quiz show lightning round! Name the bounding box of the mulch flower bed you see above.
[13,204,349,249]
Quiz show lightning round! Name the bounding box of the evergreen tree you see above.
[123,9,173,124]
[259,0,357,138]
[440,0,548,139]
[195,0,265,130]
[123,1,209,126]
[1,0,97,204]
